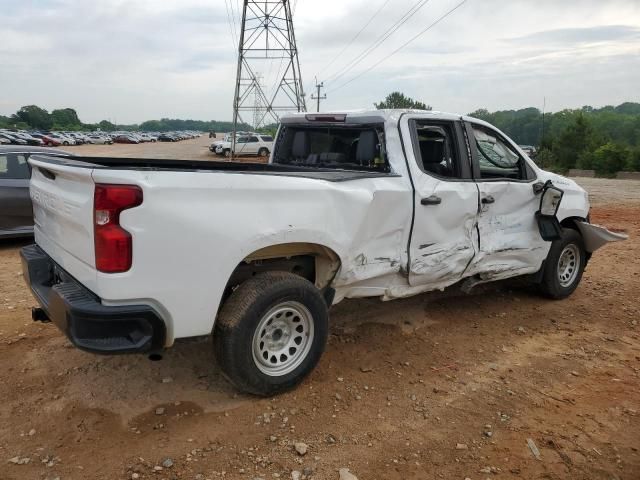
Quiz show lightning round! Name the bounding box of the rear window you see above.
[273,125,388,172]
[260,135,273,142]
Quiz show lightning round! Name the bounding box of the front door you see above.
[0,153,33,236]
[464,121,549,279]
[402,117,480,288]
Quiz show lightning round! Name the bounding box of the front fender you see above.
[575,222,628,252]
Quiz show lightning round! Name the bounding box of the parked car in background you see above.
[86,134,113,145]
[140,133,157,142]
[113,134,140,144]
[13,132,45,146]
[0,132,28,145]
[48,133,76,146]
[0,137,10,145]
[214,134,274,158]
[31,133,62,147]
[0,146,70,238]
[158,133,178,142]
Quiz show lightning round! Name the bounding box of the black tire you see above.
[214,272,329,396]
[224,149,231,158]
[258,148,269,157]
[539,228,586,299]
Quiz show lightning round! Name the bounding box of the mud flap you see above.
[575,222,628,252]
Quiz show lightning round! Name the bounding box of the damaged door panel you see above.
[403,118,479,288]
[464,122,549,280]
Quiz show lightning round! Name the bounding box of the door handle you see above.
[421,195,442,206]
[481,195,495,205]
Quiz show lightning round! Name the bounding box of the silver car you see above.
[0,146,71,238]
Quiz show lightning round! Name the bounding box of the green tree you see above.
[591,143,630,175]
[551,114,603,170]
[627,148,640,171]
[98,120,116,131]
[375,92,431,110]
[51,108,81,127]
[13,105,52,130]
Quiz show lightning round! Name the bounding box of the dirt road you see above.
[0,161,638,479]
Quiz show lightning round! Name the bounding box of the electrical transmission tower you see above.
[232,0,306,138]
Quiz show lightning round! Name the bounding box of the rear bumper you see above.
[20,244,166,354]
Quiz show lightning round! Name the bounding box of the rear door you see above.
[464,121,549,278]
[402,116,480,288]
[245,136,260,154]
[0,152,32,236]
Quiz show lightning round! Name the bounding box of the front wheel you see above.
[223,149,232,158]
[539,228,586,299]
[214,272,329,396]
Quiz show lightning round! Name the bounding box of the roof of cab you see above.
[280,109,469,124]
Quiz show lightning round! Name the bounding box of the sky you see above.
[1,0,639,124]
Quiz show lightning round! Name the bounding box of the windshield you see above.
[273,125,389,172]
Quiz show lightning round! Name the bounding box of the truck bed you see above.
[30,154,397,182]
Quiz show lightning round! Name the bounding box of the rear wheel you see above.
[214,272,329,396]
[224,149,232,158]
[539,228,586,299]
[258,147,269,158]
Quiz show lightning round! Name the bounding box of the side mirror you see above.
[535,181,564,241]
[539,184,563,216]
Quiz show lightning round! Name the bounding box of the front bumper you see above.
[20,244,165,354]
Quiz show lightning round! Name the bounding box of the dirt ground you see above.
[0,149,638,479]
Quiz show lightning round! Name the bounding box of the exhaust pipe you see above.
[148,352,163,361]
[32,307,51,323]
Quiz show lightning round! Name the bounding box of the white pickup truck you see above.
[21,110,625,395]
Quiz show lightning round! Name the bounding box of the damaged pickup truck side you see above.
[21,110,625,395]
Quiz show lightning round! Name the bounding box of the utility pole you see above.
[232,0,306,157]
[310,78,326,113]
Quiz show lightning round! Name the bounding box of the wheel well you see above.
[225,243,341,298]
[560,216,592,262]
[560,216,586,231]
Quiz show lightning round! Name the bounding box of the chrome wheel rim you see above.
[557,243,580,287]
[252,301,314,377]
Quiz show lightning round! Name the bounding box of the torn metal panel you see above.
[575,222,628,252]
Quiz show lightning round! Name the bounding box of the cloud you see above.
[507,25,640,45]
[1,0,639,122]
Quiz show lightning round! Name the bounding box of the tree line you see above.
[0,105,252,134]
[469,103,640,175]
[4,100,639,174]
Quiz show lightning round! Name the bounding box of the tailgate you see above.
[28,157,97,290]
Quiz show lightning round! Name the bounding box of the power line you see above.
[224,0,238,48]
[327,0,469,94]
[324,0,432,85]
[317,0,392,76]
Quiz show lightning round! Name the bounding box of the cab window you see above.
[471,126,525,180]
[413,121,465,179]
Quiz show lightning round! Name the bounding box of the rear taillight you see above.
[94,184,143,273]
